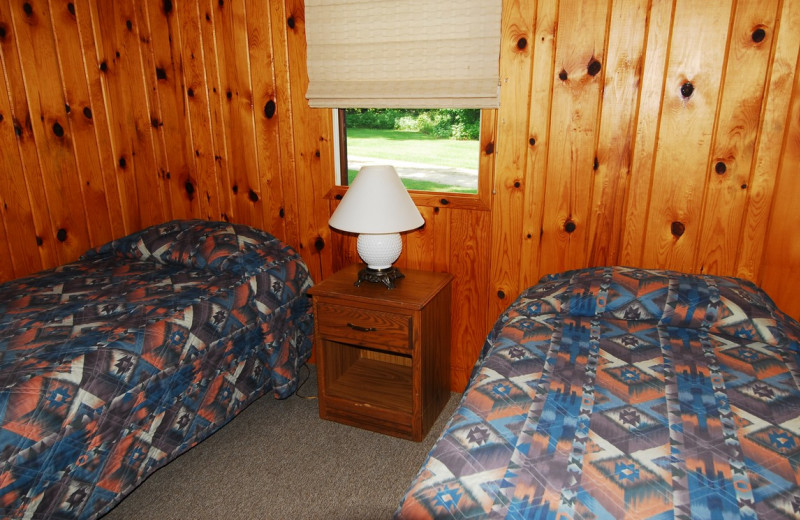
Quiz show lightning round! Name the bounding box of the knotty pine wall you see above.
[1,0,799,391]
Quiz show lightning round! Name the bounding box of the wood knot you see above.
[67,3,75,16]
[264,99,276,119]
[156,67,167,80]
[248,189,259,202]
[83,107,92,119]
[564,220,576,233]
[187,88,194,97]
[232,184,238,194]
[118,156,127,169]
[99,61,108,72]
[314,236,325,252]
[671,221,685,237]
[185,181,195,199]
[529,137,535,146]
[680,82,694,99]
[22,3,33,17]
[497,290,506,299]
[517,37,527,50]
[56,228,67,242]
[558,69,568,81]
[279,208,285,218]
[514,180,521,189]
[715,161,726,174]
[287,16,295,29]
[587,59,602,77]
[752,27,766,43]
[163,0,173,14]
[484,142,494,155]
[52,122,64,137]
[440,198,450,205]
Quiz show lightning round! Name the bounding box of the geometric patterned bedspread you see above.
[395,266,800,519]
[0,220,314,519]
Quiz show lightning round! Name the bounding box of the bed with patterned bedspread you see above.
[0,220,313,519]
[396,266,800,519]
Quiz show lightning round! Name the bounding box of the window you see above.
[334,109,482,194]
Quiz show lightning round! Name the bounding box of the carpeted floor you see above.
[102,364,460,520]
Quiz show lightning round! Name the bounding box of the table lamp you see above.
[329,165,424,288]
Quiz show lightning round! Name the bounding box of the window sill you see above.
[326,186,491,211]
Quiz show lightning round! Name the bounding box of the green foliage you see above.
[344,108,480,140]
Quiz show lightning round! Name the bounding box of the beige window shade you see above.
[304,0,502,109]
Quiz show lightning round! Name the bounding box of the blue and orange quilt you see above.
[0,220,313,519]
[396,266,800,519]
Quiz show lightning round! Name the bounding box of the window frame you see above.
[327,109,496,211]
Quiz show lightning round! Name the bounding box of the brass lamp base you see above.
[355,266,405,289]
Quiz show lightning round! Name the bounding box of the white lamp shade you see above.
[328,165,424,234]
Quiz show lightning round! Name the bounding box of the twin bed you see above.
[0,220,313,519]
[396,266,800,519]
[3,221,799,520]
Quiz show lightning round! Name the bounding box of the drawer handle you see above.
[346,322,377,332]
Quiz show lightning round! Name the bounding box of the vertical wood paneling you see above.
[0,69,43,275]
[49,0,114,247]
[618,0,674,266]
[2,0,800,393]
[246,0,285,238]
[760,55,800,318]
[642,0,733,271]
[282,0,335,283]
[738,0,800,282]
[697,0,780,275]
[588,0,647,267]
[198,0,235,223]
[268,0,301,250]
[518,0,555,290]
[95,1,159,232]
[142,0,200,221]
[488,0,534,321]
[539,0,610,276]
[0,1,59,271]
[213,0,264,228]
[450,208,491,391]
[175,0,222,221]
[10,0,91,263]
[75,0,125,236]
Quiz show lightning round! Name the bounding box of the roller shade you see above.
[304,0,502,109]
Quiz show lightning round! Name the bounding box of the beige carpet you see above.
[102,364,460,520]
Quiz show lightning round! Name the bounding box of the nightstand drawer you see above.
[317,302,411,352]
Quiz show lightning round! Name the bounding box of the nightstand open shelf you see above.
[323,347,413,415]
[308,264,452,441]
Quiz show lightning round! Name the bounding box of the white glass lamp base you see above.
[357,233,402,270]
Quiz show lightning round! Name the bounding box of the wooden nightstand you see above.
[308,264,452,441]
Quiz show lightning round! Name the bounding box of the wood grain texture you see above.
[697,0,780,276]
[539,0,610,276]
[488,0,534,324]
[738,0,800,282]
[642,0,733,271]
[2,0,800,393]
